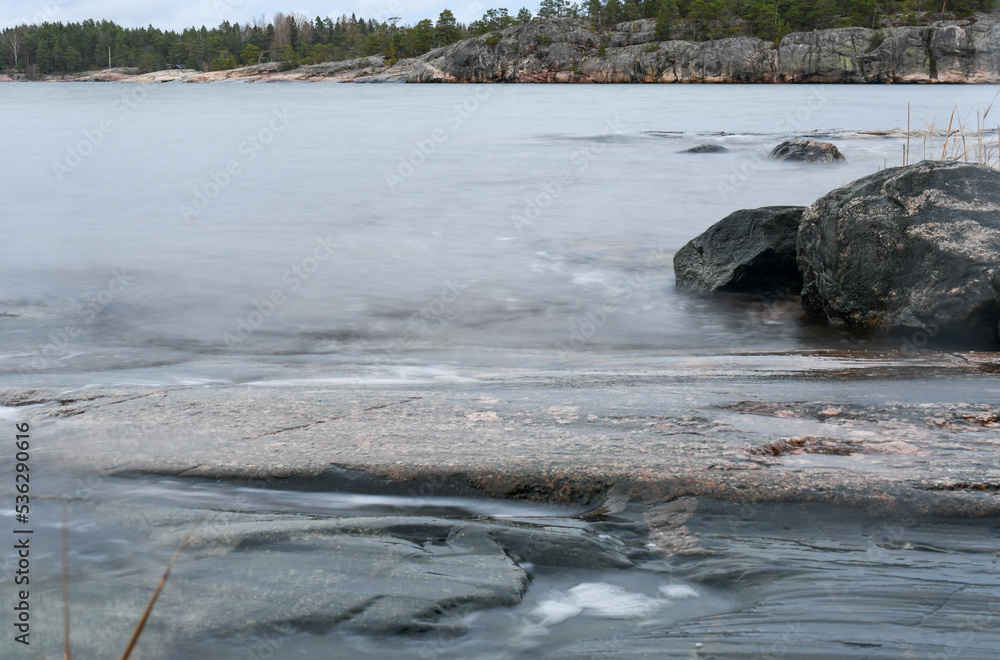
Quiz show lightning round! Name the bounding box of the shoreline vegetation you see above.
[3,2,1000,83]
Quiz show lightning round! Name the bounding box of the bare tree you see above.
[293,12,313,45]
[272,12,293,47]
[237,22,253,45]
[4,27,24,69]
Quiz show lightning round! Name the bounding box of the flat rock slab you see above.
[8,352,1000,517]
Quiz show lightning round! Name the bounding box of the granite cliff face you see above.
[363,14,1000,84]
[18,14,1000,84]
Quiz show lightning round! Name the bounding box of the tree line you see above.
[2,1,995,75]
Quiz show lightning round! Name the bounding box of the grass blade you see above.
[983,89,1000,120]
[941,105,956,161]
[62,504,71,660]
[120,515,205,660]
[906,102,911,165]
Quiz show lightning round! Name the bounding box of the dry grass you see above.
[903,91,1000,168]
[61,513,205,660]
[61,505,71,660]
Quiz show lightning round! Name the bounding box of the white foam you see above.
[534,600,583,625]
[659,584,700,599]
[572,271,608,286]
[248,366,477,387]
[533,583,663,625]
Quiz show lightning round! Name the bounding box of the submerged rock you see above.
[682,144,729,153]
[797,160,1000,343]
[42,504,638,656]
[674,206,805,294]
[769,139,846,163]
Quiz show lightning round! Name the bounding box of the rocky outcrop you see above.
[776,27,877,82]
[797,160,1000,342]
[778,18,1000,83]
[683,144,728,153]
[770,139,846,163]
[371,14,1000,84]
[13,14,1000,84]
[674,206,805,294]
[392,20,779,83]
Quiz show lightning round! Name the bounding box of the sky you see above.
[0,0,525,30]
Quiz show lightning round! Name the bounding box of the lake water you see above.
[4,83,1000,659]
[4,82,999,386]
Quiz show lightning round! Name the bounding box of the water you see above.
[4,83,1000,658]
[3,83,998,385]
[13,471,1000,659]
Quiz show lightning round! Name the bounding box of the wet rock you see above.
[682,144,728,153]
[41,505,638,656]
[797,160,1000,343]
[674,206,805,294]
[769,138,845,163]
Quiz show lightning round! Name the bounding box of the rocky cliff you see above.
[362,14,1000,84]
[18,14,1000,84]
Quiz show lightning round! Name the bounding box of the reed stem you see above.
[120,516,205,660]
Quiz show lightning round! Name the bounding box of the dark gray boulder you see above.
[683,144,729,153]
[674,206,806,294]
[770,139,846,163]
[797,160,1000,343]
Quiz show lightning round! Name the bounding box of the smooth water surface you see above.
[3,83,998,384]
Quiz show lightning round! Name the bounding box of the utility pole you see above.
[108,46,111,70]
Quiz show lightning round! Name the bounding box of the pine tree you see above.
[436,9,459,45]
[539,0,571,17]
[655,0,679,39]
[605,0,625,24]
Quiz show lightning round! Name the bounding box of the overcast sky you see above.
[0,0,526,30]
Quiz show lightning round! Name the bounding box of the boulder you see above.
[770,139,846,163]
[683,144,728,153]
[797,160,1000,343]
[674,206,806,294]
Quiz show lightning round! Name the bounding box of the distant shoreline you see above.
[5,15,1000,85]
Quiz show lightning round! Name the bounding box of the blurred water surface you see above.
[3,82,997,384]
